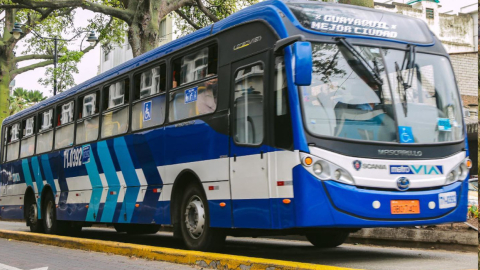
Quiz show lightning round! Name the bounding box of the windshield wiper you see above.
[335,37,383,86]
[395,44,416,117]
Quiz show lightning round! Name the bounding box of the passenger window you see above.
[101,79,130,138]
[168,78,218,122]
[172,45,218,88]
[233,64,264,145]
[273,57,293,150]
[20,117,35,158]
[6,123,20,161]
[134,65,166,100]
[55,101,75,149]
[39,109,53,131]
[76,91,100,144]
[132,65,167,131]
[37,109,54,154]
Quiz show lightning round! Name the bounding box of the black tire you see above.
[306,231,350,248]
[179,183,225,251]
[42,192,67,235]
[25,195,43,233]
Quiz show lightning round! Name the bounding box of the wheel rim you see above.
[184,195,205,239]
[45,201,54,229]
[28,204,38,226]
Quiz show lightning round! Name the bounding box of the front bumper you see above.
[293,165,468,228]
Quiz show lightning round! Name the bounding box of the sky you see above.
[14,0,478,97]
[15,9,101,98]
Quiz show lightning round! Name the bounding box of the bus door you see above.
[229,52,271,228]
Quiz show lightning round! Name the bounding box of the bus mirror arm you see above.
[274,35,306,54]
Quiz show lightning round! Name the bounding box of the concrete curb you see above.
[347,227,478,252]
[0,230,359,270]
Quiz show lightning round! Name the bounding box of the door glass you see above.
[233,64,264,145]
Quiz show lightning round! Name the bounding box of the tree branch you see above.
[175,10,201,30]
[10,59,53,76]
[195,0,219,22]
[10,0,134,24]
[15,54,54,63]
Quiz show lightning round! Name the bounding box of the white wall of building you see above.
[374,0,477,53]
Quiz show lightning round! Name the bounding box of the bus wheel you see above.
[42,192,66,235]
[306,231,350,248]
[180,184,225,251]
[26,196,43,233]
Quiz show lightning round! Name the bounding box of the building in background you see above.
[375,0,478,175]
[99,15,173,74]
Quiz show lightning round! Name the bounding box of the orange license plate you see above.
[391,200,420,214]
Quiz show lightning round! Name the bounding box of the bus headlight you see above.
[300,153,355,185]
[446,158,471,184]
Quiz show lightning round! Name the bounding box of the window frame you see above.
[19,115,37,158]
[167,74,219,124]
[53,99,76,150]
[231,61,266,147]
[75,89,101,145]
[131,62,168,131]
[100,76,132,139]
[133,62,167,102]
[170,43,218,91]
[5,122,21,162]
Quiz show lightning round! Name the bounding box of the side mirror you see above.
[293,42,312,86]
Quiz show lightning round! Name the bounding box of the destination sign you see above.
[287,3,432,43]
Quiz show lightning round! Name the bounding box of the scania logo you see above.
[353,160,362,171]
[396,177,410,191]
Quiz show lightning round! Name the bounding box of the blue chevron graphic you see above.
[97,141,121,223]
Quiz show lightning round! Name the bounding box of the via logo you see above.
[390,165,443,175]
[353,160,362,171]
[396,177,410,191]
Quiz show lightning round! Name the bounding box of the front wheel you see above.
[180,184,225,251]
[306,231,350,248]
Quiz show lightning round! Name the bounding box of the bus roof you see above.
[4,0,432,126]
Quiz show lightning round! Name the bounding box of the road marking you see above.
[0,263,48,270]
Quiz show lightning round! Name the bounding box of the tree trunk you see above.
[0,44,16,126]
[338,0,374,8]
[127,0,166,57]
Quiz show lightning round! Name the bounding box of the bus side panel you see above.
[163,116,231,228]
[0,160,26,220]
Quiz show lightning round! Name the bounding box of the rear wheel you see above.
[42,192,66,235]
[26,196,43,233]
[306,231,350,248]
[180,183,225,251]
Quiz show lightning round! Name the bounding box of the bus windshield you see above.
[301,42,464,144]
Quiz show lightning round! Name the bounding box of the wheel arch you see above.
[40,184,54,211]
[170,169,205,237]
[23,186,36,222]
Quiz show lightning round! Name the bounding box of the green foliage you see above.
[8,87,47,115]
[38,51,84,93]
[468,205,478,219]
[174,0,259,37]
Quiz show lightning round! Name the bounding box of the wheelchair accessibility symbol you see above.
[143,101,152,122]
[399,126,413,143]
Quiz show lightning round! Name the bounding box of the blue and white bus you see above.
[0,0,471,251]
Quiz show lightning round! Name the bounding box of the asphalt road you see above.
[0,238,193,270]
[0,221,476,270]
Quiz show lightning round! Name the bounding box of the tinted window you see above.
[172,45,218,88]
[233,64,264,145]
